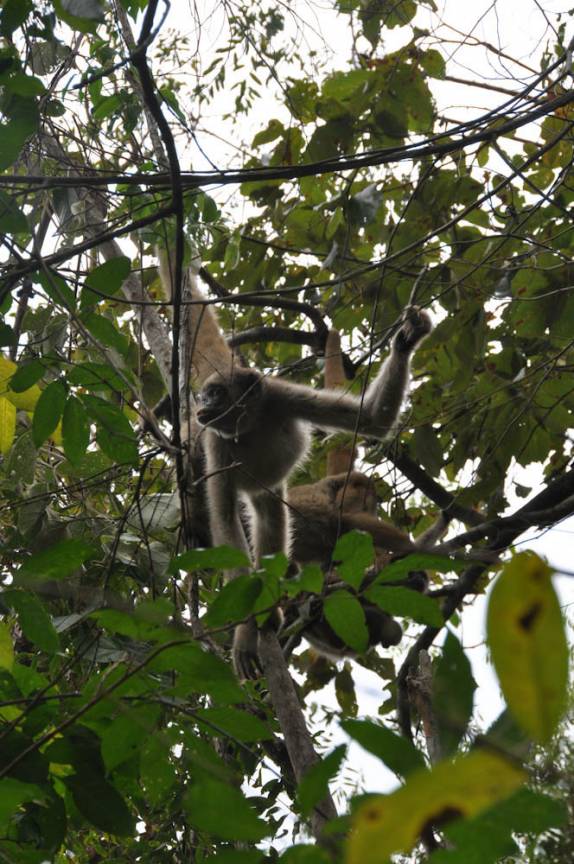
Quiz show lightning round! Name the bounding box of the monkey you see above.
[196,306,433,678]
[285,472,450,661]
[289,471,414,566]
[154,252,439,673]
[157,250,234,390]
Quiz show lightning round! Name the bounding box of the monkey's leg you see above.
[204,439,259,679]
[251,486,290,563]
[234,488,289,680]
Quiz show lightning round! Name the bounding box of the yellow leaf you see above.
[0,622,14,671]
[0,396,16,454]
[487,551,569,742]
[346,750,525,864]
[0,355,42,412]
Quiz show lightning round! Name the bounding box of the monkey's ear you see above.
[238,369,263,393]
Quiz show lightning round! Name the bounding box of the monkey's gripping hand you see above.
[232,619,261,681]
[393,305,432,353]
[232,610,285,681]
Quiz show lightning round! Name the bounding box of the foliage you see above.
[0,0,572,862]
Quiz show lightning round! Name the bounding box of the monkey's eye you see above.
[200,383,227,405]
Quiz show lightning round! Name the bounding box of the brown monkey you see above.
[196,306,433,678]
[157,250,234,389]
[149,269,436,670]
[288,471,414,566]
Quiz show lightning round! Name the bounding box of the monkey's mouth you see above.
[196,406,224,426]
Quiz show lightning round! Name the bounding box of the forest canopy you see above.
[0,1,572,862]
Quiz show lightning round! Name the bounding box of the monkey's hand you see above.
[232,619,261,681]
[394,305,432,353]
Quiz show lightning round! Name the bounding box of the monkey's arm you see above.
[276,307,432,440]
[340,512,415,555]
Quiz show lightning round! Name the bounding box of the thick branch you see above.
[257,628,337,838]
[100,240,172,388]
[389,445,485,526]
[228,327,319,349]
[198,266,329,342]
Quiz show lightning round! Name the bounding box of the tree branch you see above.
[257,628,337,838]
[389,445,485,526]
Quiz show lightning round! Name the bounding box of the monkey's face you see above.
[332,471,378,515]
[197,370,262,437]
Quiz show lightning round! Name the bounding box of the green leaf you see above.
[288,563,324,596]
[335,664,357,716]
[0,0,33,36]
[333,529,374,589]
[0,622,14,670]
[183,779,268,841]
[3,590,59,653]
[82,394,138,464]
[432,632,476,756]
[1,730,49,782]
[80,312,129,356]
[486,551,569,743]
[420,49,446,79]
[224,231,241,271]
[365,585,443,627]
[348,750,525,864]
[252,118,284,147]
[342,719,426,778]
[280,847,330,864]
[66,773,134,836]
[32,380,66,447]
[62,396,90,464]
[18,538,98,584]
[68,361,128,391]
[0,190,28,232]
[0,97,39,170]
[205,574,262,627]
[324,591,368,653]
[9,359,45,392]
[5,72,45,97]
[82,256,131,307]
[0,396,16,454]
[375,554,467,580]
[149,643,243,703]
[195,707,272,742]
[438,788,568,864]
[0,779,44,830]
[297,744,345,816]
[0,323,15,347]
[36,269,76,310]
[170,545,251,573]
[140,736,177,806]
[413,424,444,476]
[101,705,161,772]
